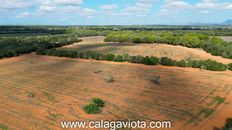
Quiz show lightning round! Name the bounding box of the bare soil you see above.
[220,36,232,42]
[62,36,232,64]
[0,54,232,130]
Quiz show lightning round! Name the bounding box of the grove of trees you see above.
[0,34,80,58]
[104,31,232,59]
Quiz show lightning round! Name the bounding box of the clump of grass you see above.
[84,103,101,114]
[148,76,161,85]
[0,124,8,130]
[48,112,63,121]
[213,96,225,105]
[92,98,105,107]
[200,107,214,118]
[93,68,102,73]
[27,91,35,98]
[83,98,105,114]
[104,74,114,83]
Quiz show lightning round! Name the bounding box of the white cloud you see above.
[122,0,157,16]
[100,4,118,10]
[0,0,33,11]
[157,0,232,16]
[54,0,83,5]
[38,5,56,12]
[16,12,30,18]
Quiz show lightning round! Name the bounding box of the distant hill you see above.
[222,19,232,25]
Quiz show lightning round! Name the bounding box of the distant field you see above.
[61,36,232,64]
[220,36,232,42]
[0,33,52,37]
[0,54,232,130]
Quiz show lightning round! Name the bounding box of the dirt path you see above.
[63,36,232,64]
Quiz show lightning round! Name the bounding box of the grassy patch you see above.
[84,103,101,114]
[104,74,114,83]
[213,96,225,105]
[0,124,8,130]
[200,107,214,118]
[43,91,55,101]
[147,76,161,85]
[48,112,63,121]
[92,98,105,107]
[27,91,35,98]
[83,98,105,114]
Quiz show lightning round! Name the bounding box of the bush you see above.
[83,98,105,114]
[114,55,125,62]
[92,98,105,107]
[83,103,101,114]
[159,57,177,66]
[201,59,227,71]
[128,55,144,63]
[222,118,232,130]
[177,60,189,67]
[105,53,115,61]
[228,63,232,71]
[142,56,159,65]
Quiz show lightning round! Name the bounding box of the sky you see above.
[0,0,232,25]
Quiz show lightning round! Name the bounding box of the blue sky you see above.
[0,0,232,25]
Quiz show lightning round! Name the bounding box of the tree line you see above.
[0,34,81,58]
[104,31,232,59]
[36,49,231,71]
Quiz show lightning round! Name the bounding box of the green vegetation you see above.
[0,34,80,58]
[36,49,230,71]
[228,63,232,71]
[213,96,225,105]
[83,98,105,114]
[222,118,232,130]
[0,124,8,130]
[92,98,105,107]
[200,107,214,117]
[104,31,232,59]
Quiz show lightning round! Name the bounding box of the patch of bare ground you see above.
[62,36,232,64]
[220,36,232,42]
[0,54,232,130]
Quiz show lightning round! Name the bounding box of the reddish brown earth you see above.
[62,36,232,64]
[0,54,232,130]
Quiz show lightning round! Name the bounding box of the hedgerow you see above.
[104,31,232,59]
[36,49,230,71]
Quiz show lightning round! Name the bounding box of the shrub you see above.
[177,60,189,67]
[114,55,125,62]
[104,74,114,83]
[83,98,105,114]
[202,59,227,71]
[92,98,105,107]
[105,53,115,61]
[228,63,232,71]
[222,118,232,130]
[159,57,177,66]
[142,56,159,65]
[83,103,101,114]
[128,55,144,64]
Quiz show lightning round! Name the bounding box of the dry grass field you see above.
[0,54,232,130]
[220,36,232,42]
[62,36,232,64]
